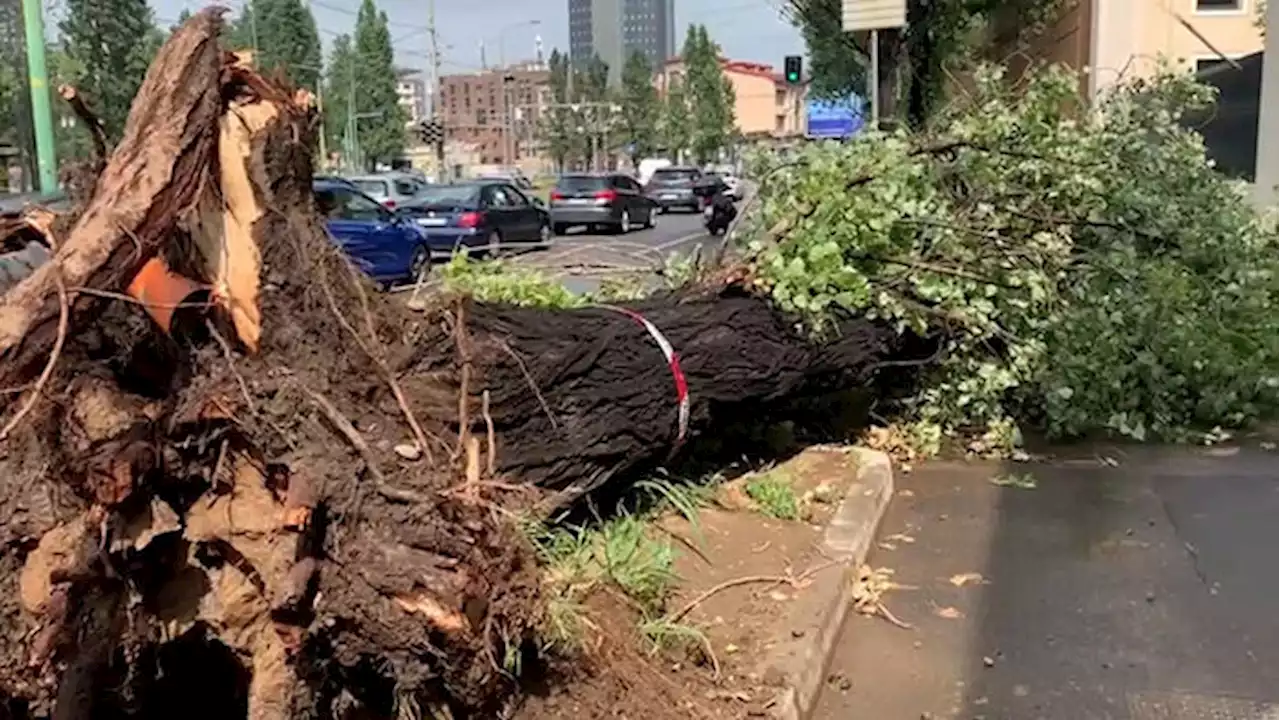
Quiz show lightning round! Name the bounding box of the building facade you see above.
[395,70,427,127]
[658,58,807,140]
[438,65,552,171]
[569,0,676,85]
[1017,0,1264,96]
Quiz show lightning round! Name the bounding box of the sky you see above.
[136,0,806,76]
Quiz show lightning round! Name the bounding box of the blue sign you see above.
[806,96,864,140]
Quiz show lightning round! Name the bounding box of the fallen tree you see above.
[0,11,912,718]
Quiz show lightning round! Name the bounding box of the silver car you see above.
[347,172,428,210]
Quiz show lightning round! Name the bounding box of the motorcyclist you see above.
[693,174,737,233]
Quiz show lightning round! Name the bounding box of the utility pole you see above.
[428,0,447,181]
[21,0,57,193]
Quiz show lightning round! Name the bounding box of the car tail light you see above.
[456,211,483,229]
[383,199,396,209]
[593,189,618,202]
[549,190,564,201]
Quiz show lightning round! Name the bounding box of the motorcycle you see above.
[692,178,737,236]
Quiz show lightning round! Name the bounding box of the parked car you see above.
[476,170,534,191]
[708,165,743,200]
[549,173,657,235]
[644,166,704,212]
[313,178,431,285]
[637,157,673,185]
[397,181,551,257]
[346,172,428,210]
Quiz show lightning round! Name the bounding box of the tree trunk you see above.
[0,11,224,391]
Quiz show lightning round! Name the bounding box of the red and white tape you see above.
[595,304,690,450]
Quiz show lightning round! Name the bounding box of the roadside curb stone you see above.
[760,447,894,720]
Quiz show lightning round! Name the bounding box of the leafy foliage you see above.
[660,74,691,161]
[59,0,164,141]
[681,25,735,163]
[747,66,1278,443]
[353,0,407,167]
[619,51,661,167]
[322,34,354,160]
[438,254,586,309]
[247,0,323,91]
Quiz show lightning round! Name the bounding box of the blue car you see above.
[396,181,551,258]
[313,179,430,285]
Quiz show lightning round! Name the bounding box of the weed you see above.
[637,616,710,656]
[744,471,800,519]
[598,515,676,610]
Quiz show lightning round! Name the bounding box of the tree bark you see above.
[0,10,225,391]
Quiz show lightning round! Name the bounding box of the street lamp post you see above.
[493,20,539,171]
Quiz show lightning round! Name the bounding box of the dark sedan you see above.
[397,181,551,257]
[549,173,657,234]
[645,166,704,212]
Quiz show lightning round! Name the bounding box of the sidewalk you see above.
[813,443,1278,720]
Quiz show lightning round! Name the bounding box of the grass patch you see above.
[523,474,720,659]
[744,470,800,520]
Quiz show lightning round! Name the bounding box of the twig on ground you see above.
[852,564,913,630]
[665,559,839,624]
[496,339,557,429]
[0,264,68,441]
[453,300,473,460]
[304,388,430,504]
[481,389,495,477]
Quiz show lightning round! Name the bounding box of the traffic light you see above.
[784,55,802,84]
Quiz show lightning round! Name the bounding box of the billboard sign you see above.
[805,96,864,140]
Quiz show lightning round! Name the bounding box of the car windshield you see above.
[650,169,698,186]
[556,176,608,192]
[352,179,389,198]
[407,184,481,207]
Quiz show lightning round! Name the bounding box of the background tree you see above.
[252,0,323,90]
[323,33,354,161]
[618,51,660,168]
[683,25,735,163]
[225,5,257,50]
[48,46,94,163]
[169,8,192,34]
[784,0,1067,127]
[59,0,164,141]
[541,49,581,170]
[353,0,407,168]
[661,74,691,162]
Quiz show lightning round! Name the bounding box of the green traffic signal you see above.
[784,55,802,84]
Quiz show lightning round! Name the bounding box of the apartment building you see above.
[395,70,427,126]
[1022,0,1264,95]
[438,66,552,167]
[569,0,677,85]
[658,58,807,139]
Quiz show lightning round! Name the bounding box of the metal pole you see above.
[21,0,57,193]
[316,82,327,168]
[1255,0,1277,205]
[869,29,880,129]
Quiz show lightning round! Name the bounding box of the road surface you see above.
[815,441,1278,720]
[512,208,715,295]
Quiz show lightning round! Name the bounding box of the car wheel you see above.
[553,223,569,236]
[483,230,502,257]
[408,245,430,283]
[538,223,553,247]
[643,207,657,229]
[617,210,631,234]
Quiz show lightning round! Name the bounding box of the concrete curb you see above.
[761,448,894,720]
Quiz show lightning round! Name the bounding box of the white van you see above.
[637,158,673,186]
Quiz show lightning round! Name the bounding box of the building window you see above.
[1194,0,1244,11]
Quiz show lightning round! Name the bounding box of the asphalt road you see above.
[510,208,715,295]
[815,441,1279,720]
